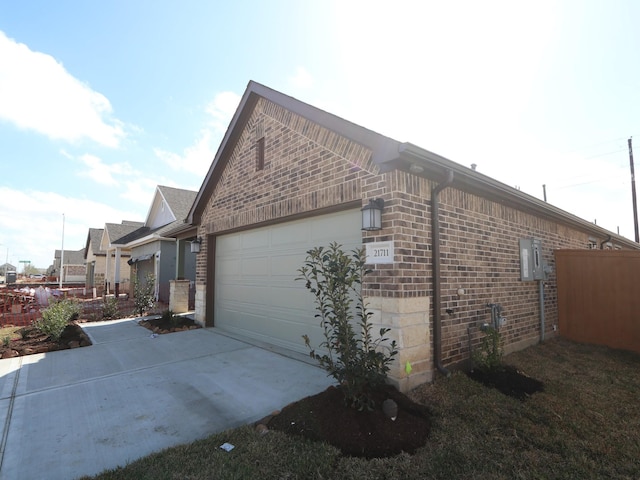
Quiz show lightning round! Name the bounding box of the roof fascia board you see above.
[395,143,638,249]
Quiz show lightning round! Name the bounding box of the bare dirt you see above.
[466,365,544,400]
[0,323,91,358]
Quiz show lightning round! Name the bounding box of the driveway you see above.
[0,318,333,480]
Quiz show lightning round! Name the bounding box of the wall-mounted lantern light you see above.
[361,198,385,231]
[190,237,202,254]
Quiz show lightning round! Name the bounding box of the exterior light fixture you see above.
[361,198,385,231]
[190,237,202,254]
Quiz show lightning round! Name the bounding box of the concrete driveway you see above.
[0,318,333,480]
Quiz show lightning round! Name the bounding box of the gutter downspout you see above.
[538,280,545,342]
[432,169,454,377]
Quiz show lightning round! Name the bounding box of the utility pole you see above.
[60,213,65,288]
[629,138,639,243]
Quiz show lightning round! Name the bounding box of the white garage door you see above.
[214,209,362,355]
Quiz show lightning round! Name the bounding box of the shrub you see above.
[472,325,504,372]
[298,242,398,411]
[161,309,179,328]
[133,273,156,316]
[35,298,81,341]
[102,296,120,320]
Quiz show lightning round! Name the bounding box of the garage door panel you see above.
[311,211,360,243]
[215,209,361,354]
[217,284,271,304]
[270,252,307,277]
[241,256,269,276]
[241,229,270,250]
[217,257,240,277]
[271,222,311,247]
[216,235,242,254]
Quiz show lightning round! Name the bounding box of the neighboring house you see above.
[114,185,198,304]
[84,228,106,294]
[0,263,16,276]
[185,81,640,393]
[101,221,142,296]
[53,249,87,283]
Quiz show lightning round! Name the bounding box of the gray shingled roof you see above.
[86,228,105,257]
[106,188,196,247]
[106,221,145,245]
[157,185,197,222]
[55,249,86,265]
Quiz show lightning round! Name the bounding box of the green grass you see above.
[83,338,640,480]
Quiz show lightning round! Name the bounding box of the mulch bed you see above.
[0,323,91,358]
[138,315,201,334]
[266,384,432,458]
[466,365,544,400]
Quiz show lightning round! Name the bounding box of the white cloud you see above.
[0,30,126,147]
[120,178,160,206]
[156,91,241,176]
[76,154,136,186]
[0,187,141,269]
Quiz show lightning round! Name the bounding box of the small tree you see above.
[133,273,156,316]
[102,296,120,320]
[472,325,504,372]
[35,298,81,341]
[298,242,398,411]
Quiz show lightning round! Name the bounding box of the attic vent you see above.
[256,137,265,171]
[255,119,264,140]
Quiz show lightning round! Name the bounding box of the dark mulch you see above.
[138,315,201,334]
[266,384,432,458]
[466,365,544,400]
[0,323,91,358]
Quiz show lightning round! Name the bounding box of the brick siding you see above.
[195,94,624,388]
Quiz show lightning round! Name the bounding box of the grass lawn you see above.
[0,325,21,342]
[84,337,640,479]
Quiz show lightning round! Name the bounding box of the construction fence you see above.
[0,285,168,328]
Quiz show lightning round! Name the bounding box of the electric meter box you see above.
[519,238,544,281]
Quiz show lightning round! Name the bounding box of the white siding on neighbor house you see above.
[214,209,362,354]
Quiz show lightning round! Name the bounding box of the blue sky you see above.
[1,1,640,270]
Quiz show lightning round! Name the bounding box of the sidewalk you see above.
[0,319,332,480]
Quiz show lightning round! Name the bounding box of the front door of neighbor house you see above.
[214,209,362,355]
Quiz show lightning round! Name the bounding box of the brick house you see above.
[53,248,86,283]
[186,81,639,392]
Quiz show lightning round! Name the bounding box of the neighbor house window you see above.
[587,238,597,249]
[256,137,265,171]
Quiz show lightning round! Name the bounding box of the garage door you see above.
[215,209,362,354]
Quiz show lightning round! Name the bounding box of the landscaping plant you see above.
[133,273,156,316]
[102,296,120,320]
[298,242,397,411]
[34,298,81,341]
[472,325,503,372]
[161,309,179,328]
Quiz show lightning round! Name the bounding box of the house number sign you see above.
[365,241,394,264]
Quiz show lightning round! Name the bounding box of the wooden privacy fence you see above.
[555,249,640,354]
